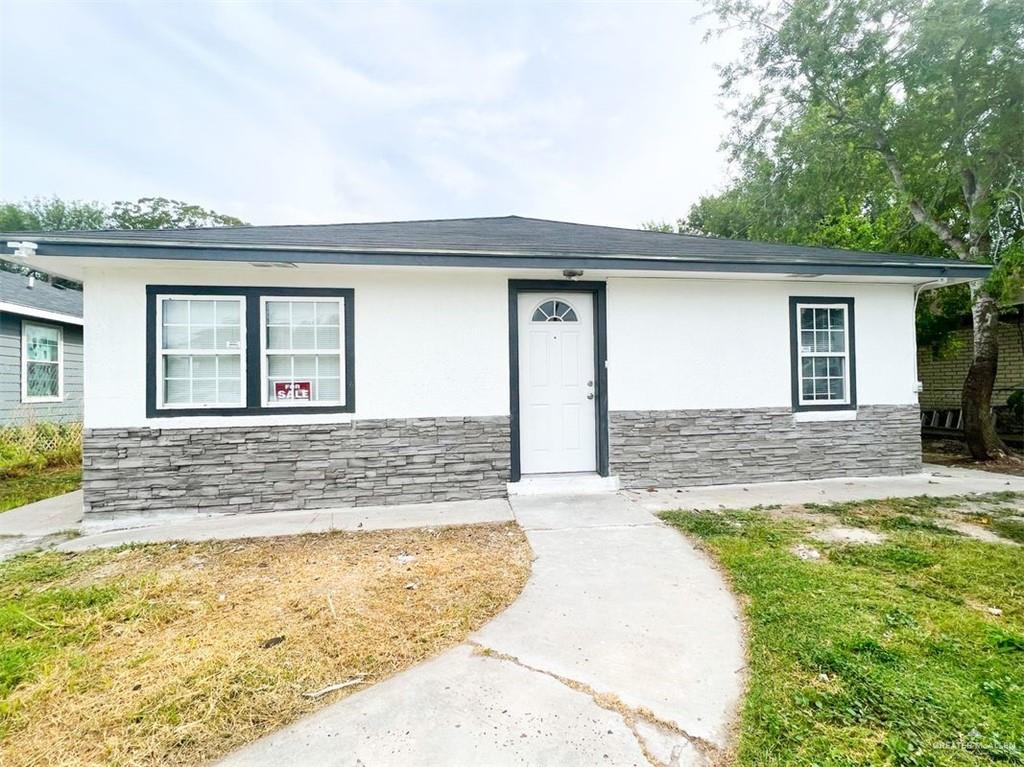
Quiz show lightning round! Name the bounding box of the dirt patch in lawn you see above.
[0,523,531,766]
[924,438,1024,477]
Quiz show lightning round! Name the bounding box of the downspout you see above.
[912,278,950,398]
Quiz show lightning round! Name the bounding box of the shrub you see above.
[0,422,82,477]
[1008,389,1024,422]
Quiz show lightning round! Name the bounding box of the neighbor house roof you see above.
[1,215,992,280]
[0,268,83,324]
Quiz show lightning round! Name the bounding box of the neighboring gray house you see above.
[0,268,84,425]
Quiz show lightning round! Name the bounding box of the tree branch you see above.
[874,137,970,260]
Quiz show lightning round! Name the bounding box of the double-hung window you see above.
[148,286,354,417]
[22,322,63,402]
[261,297,344,407]
[157,296,246,408]
[790,297,856,411]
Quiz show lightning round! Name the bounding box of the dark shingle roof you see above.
[0,268,83,318]
[1,215,990,279]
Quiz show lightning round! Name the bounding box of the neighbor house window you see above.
[789,297,856,410]
[146,286,354,417]
[22,322,63,402]
[260,297,344,407]
[156,296,245,408]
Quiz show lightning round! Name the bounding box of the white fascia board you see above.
[0,301,83,325]
[25,255,974,284]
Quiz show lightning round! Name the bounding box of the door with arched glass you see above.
[516,292,597,474]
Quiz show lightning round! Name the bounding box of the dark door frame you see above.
[508,279,609,482]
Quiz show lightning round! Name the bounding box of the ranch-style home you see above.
[2,216,990,520]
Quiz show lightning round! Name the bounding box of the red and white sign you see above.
[274,381,312,401]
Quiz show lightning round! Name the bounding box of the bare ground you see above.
[0,523,531,767]
[924,437,1024,477]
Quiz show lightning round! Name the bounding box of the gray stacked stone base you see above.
[83,416,510,517]
[610,405,921,488]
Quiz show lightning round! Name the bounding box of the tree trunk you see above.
[961,287,1009,459]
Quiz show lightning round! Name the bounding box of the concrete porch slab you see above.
[511,492,658,530]
[508,472,621,496]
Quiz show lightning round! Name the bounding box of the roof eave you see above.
[0,301,84,325]
[20,241,993,281]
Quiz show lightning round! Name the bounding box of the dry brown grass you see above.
[0,523,531,766]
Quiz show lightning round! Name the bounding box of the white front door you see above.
[518,292,597,474]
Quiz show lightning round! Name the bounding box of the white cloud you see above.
[0,0,741,228]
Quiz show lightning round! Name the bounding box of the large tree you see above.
[693,0,1024,459]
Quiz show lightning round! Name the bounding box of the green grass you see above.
[0,549,121,703]
[991,518,1024,545]
[0,466,81,513]
[662,494,1024,767]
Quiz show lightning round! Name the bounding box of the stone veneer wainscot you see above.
[83,416,510,516]
[84,406,921,517]
[609,404,921,488]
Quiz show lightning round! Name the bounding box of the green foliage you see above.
[0,196,247,288]
[916,284,973,357]
[0,550,120,698]
[1008,390,1024,422]
[689,0,1024,353]
[0,195,246,233]
[661,495,1024,766]
[0,197,107,232]
[988,238,1024,303]
[0,191,247,289]
[640,220,681,234]
[0,462,79,512]
[108,197,246,230]
[0,423,81,479]
[0,467,81,514]
[991,518,1024,545]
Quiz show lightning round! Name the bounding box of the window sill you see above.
[148,404,354,418]
[793,409,857,422]
[22,397,64,404]
[145,411,357,430]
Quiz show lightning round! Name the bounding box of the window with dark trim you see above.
[789,296,857,412]
[146,285,355,418]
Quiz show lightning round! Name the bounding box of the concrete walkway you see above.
[630,464,1024,513]
[0,489,82,536]
[216,493,745,767]
[0,490,82,559]
[4,464,1019,556]
[57,498,514,552]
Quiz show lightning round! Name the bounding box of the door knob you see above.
[587,392,595,400]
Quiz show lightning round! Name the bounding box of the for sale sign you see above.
[274,381,312,401]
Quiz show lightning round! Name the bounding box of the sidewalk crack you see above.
[524,522,662,533]
[468,642,724,767]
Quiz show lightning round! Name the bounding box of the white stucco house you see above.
[2,216,989,519]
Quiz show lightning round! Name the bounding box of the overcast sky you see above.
[0,1,740,228]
